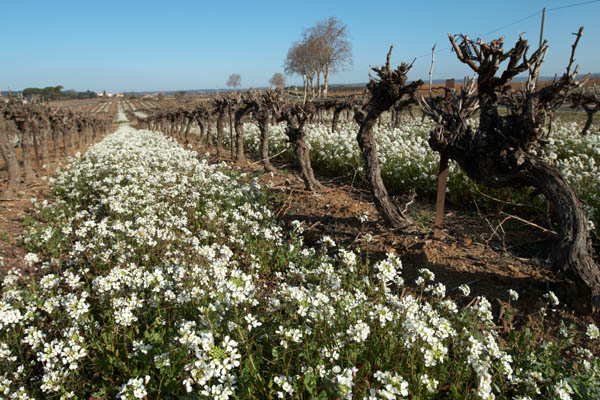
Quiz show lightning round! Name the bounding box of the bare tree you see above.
[355,46,422,228]
[420,29,600,310]
[269,72,286,89]
[285,17,352,100]
[307,17,352,97]
[226,74,241,91]
[277,102,323,191]
[284,40,317,103]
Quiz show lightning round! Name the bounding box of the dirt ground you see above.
[1,121,598,357]
[199,146,600,356]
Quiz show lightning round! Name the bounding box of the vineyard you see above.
[1,33,600,399]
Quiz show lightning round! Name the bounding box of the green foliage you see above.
[22,85,97,100]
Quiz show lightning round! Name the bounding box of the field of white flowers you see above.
[2,125,599,399]
[239,117,600,238]
[114,104,129,123]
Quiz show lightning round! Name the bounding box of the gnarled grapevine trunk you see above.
[354,47,421,228]
[356,116,409,227]
[21,129,36,184]
[234,105,251,162]
[451,144,600,306]
[0,117,20,199]
[527,159,600,301]
[278,103,323,191]
[216,111,225,157]
[421,29,600,309]
[257,117,276,173]
[289,126,321,191]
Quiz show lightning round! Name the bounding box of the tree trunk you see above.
[289,127,321,191]
[183,118,192,145]
[0,120,20,199]
[198,120,206,145]
[51,127,60,165]
[303,76,308,104]
[448,143,600,309]
[228,104,235,159]
[216,111,225,156]
[30,121,42,174]
[70,127,77,154]
[205,120,212,146]
[41,128,50,175]
[527,158,600,306]
[258,118,277,173]
[356,114,412,228]
[581,104,598,135]
[234,106,249,163]
[332,110,340,133]
[20,129,36,184]
[177,115,186,141]
[316,69,322,98]
[324,64,330,97]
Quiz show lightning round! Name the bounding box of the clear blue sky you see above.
[2,0,599,92]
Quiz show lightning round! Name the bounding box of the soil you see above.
[197,141,600,357]
[1,119,598,358]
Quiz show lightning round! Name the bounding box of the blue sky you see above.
[2,0,599,92]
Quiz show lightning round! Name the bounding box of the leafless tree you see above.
[284,17,352,100]
[420,28,600,310]
[211,96,230,156]
[226,74,241,91]
[277,101,323,191]
[0,102,111,199]
[252,89,284,173]
[285,40,318,103]
[355,46,422,228]
[269,72,286,89]
[306,16,352,97]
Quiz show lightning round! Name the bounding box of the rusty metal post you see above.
[433,153,449,239]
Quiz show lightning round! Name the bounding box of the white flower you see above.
[244,313,262,331]
[553,378,574,400]
[420,373,438,394]
[419,268,435,281]
[544,291,559,306]
[24,253,39,267]
[346,320,370,343]
[319,236,336,248]
[508,289,519,301]
[119,375,150,399]
[587,323,599,340]
[458,284,471,296]
[274,375,294,397]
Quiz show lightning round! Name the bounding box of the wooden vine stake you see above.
[432,55,455,239]
[433,152,449,239]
